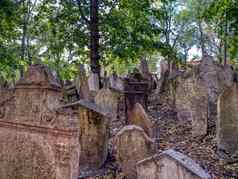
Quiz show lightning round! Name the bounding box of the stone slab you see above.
[137,149,211,179]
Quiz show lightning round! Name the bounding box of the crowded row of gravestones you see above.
[0,58,237,179]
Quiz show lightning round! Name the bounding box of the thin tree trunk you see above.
[90,0,101,88]
[198,21,206,57]
[224,10,228,65]
[27,35,32,65]
[20,6,28,77]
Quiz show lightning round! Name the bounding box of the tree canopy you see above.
[0,0,238,81]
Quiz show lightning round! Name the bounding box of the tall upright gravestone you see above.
[217,83,238,161]
[0,64,80,179]
[77,100,110,172]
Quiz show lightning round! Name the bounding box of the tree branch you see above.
[76,0,90,24]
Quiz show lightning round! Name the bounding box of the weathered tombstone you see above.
[88,73,100,92]
[95,88,126,135]
[199,55,233,127]
[95,88,120,114]
[124,69,149,119]
[109,74,125,91]
[139,58,156,91]
[77,99,110,172]
[127,103,154,137]
[137,149,211,179]
[159,59,169,78]
[75,64,90,100]
[64,80,79,103]
[114,125,156,179]
[139,58,150,77]
[0,64,80,179]
[217,83,238,161]
[175,74,208,137]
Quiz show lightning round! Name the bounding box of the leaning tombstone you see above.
[77,99,110,172]
[114,125,156,179]
[217,83,238,162]
[137,149,211,179]
[127,103,154,137]
[0,64,80,179]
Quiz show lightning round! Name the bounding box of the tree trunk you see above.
[90,0,101,88]
[198,20,206,57]
[20,7,28,77]
[224,10,228,65]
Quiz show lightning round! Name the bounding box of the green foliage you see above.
[1,0,238,81]
[206,0,238,60]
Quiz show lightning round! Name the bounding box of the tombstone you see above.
[137,149,211,179]
[139,58,150,79]
[159,59,169,78]
[109,74,125,91]
[75,64,90,100]
[217,83,238,161]
[95,88,126,135]
[77,99,110,172]
[175,75,208,137]
[199,56,233,127]
[139,58,156,91]
[64,80,79,103]
[114,125,156,179]
[127,103,154,137]
[0,64,80,179]
[88,73,100,92]
[124,69,149,119]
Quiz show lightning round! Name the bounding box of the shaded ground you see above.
[148,94,238,179]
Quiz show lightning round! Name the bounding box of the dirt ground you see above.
[148,97,238,179]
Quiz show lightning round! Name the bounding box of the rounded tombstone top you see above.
[16,64,61,90]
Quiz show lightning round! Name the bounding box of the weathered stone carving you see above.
[217,83,238,162]
[78,100,110,172]
[0,64,80,179]
[137,149,211,179]
[114,125,156,179]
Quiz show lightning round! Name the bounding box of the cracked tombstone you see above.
[0,64,80,179]
[217,83,238,162]
[137,149,211,179]
[78,100,110,172]
[114,125,156,179]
